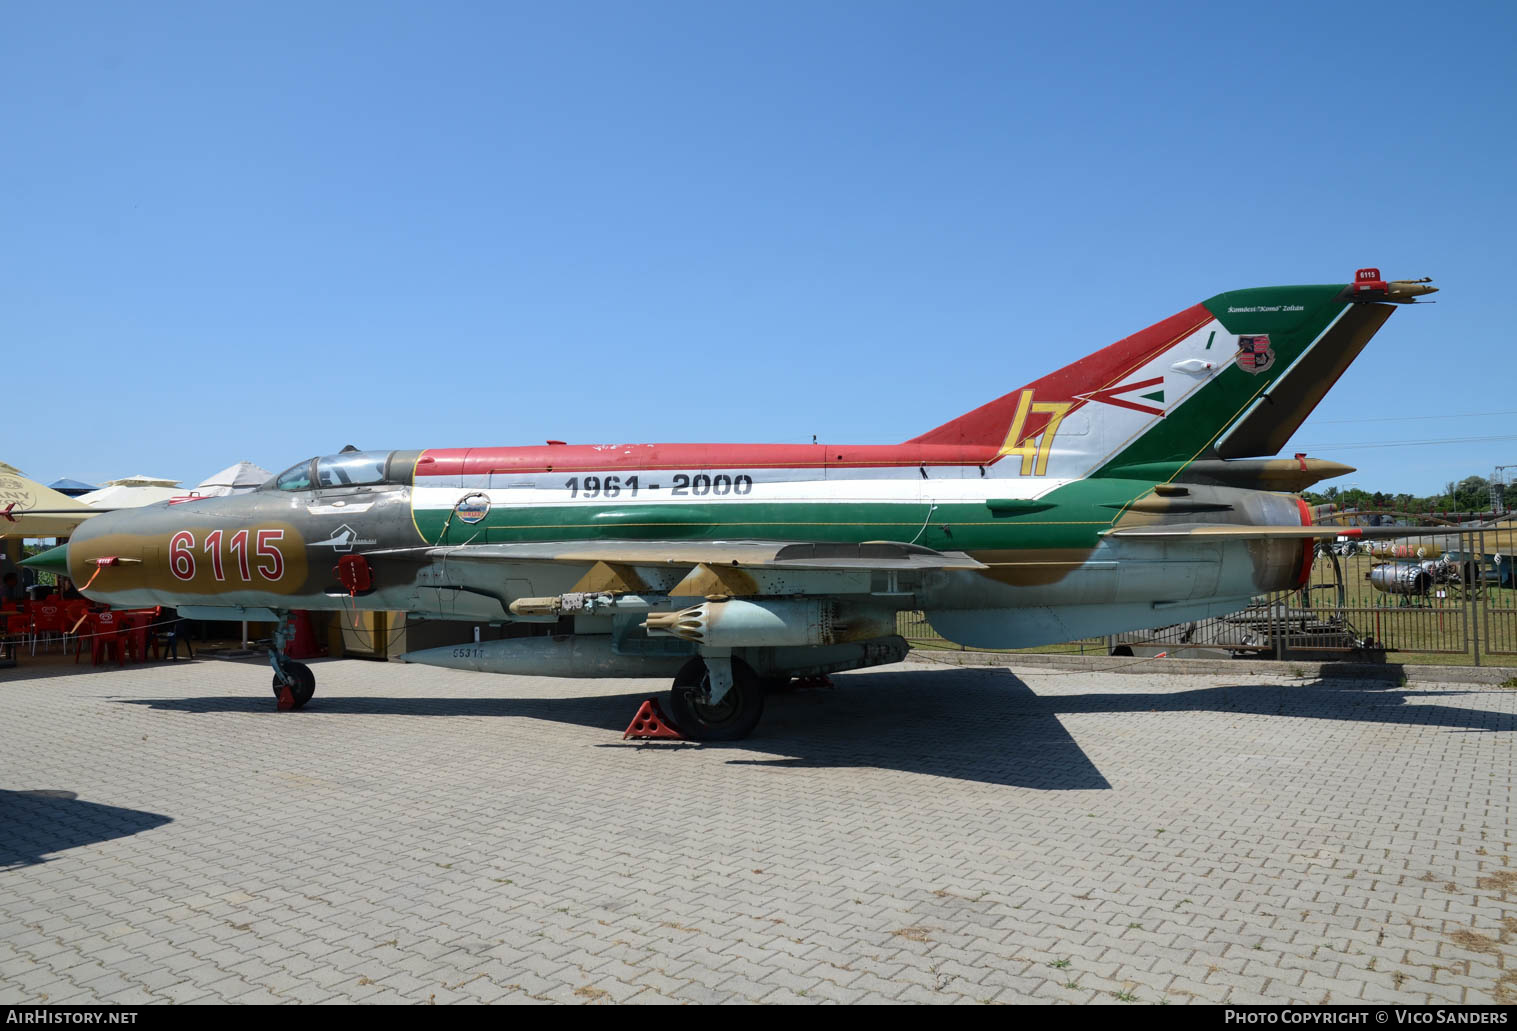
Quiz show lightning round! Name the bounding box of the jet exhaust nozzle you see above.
[1369,562,1432,596]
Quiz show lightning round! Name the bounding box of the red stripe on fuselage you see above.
[414,442,1003,479]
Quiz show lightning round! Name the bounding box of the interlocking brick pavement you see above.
[1,654,1514,1004]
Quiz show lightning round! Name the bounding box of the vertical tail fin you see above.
[909,281,1403,481]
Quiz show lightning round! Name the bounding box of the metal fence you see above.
[897,529,1517,665]
[1484,525,1517,657]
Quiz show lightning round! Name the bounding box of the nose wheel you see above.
[268,613,316,711]
[272,661,316,711]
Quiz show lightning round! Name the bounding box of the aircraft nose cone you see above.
[21,543,69,575]
[46,507,156,599]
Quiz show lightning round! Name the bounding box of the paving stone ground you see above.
[1,652,1514,1005]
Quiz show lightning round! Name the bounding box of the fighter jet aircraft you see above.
[25,269,1446,739]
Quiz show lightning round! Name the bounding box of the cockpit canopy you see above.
[266,450,401,492]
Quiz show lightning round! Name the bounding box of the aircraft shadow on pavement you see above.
[718,667,1516,786]
[110,666,1517,790]
[0,790,173,869]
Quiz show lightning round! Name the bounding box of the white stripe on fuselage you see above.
[412,474,1072,512]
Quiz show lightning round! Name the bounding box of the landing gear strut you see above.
[269,613,316,711]
[667,656,764,741]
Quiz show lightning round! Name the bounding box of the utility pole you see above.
[1494,465,1515,517]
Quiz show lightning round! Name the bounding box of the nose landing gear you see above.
[269,613,316,711]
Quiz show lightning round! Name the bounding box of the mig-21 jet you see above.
[25,269,1444,739]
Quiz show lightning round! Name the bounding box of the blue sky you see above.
[4,1,1514,497]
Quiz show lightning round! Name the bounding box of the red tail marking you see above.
[909,303,1213,448]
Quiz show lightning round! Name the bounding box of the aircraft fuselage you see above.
[62,446,1311,649]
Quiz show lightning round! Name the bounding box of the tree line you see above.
[1302,474,1516,517]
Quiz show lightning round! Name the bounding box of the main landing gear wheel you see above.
[668,657,765,741]
[272,661,316,711]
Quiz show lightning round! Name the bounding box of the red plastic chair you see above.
[72,612,97,663]
[61,600,90,652]
[90,610,127,666]
[30,603,65,655]
[0,611,22,660]
[121,611,155,663]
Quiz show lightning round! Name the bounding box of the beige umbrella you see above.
[0,465,100,537]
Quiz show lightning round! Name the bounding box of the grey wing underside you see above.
[365,539,988,571]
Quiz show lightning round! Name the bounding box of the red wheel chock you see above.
[623,699,686,740]
[276,686,296,712]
